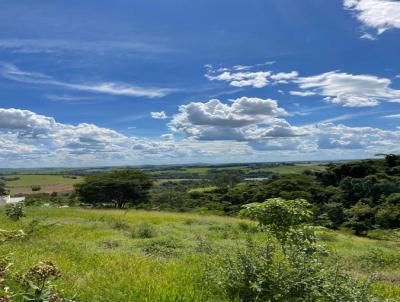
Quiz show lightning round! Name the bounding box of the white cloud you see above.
[385,113,400,118]
[0,108,254,166]
[344,0,400,34]
[270,71,299,83]
[290,91,317,97]
[0,63,171,98]
[206,71,272,88]
[0,39,170,54]
[205,65,299,88]
[151,111,168,119]
[169,97,308,141]
[295,71,400,107]
[1,107,400,166]
[360,33,377,40]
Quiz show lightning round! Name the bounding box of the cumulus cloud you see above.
[344,0,400,34]
[295,71,400,107]
[0,63,171,98]
[1,106,400,166]
[249,123,400,155]
[169,97,308,141]
[0,108,254,166]
[151,111,168,119]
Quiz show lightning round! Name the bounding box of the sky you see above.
[0,0,400,167]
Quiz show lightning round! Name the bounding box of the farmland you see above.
[2,174,82,195]
[0,162,326,195]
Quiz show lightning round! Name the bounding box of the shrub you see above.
[141,238,181,257]
[0,256,75,302]
[214,198,382,302]
[5,203,25,221]
[31,185,41,192]
[131,222,157,239]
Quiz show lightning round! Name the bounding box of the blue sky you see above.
[0,0,400,167]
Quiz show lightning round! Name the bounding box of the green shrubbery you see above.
[213,198,384,301]
[5,204,25,221]
[0,256,75,302]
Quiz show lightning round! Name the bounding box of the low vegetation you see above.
[1,156,400,301]
[0,206,399,301]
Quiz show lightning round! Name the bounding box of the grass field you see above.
[0,207,398,301]
[180,164,326,176]
[4,174,82,195]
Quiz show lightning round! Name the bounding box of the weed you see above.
[131,222,157,239]
[99,239,122,249]
[141,237,182,258]
[5,204,25,221]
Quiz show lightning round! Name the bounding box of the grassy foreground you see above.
[0,207,399,301]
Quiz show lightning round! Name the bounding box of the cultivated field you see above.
[0,207,399,301]
[3,174,82,195]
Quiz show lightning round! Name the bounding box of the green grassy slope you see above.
[0,208,398,301]
[5,174,82,186]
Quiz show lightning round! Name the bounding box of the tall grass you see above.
[0,207,399,301]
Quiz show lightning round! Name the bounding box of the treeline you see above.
[148,155,400,234]
[15,155,400,235]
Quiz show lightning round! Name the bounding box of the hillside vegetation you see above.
[0,207,399,301]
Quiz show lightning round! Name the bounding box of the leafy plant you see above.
[214,198,383,301]
[0,256,75,302]
[5,203,25,221]
[130,222,157,239]
[18,260,74,302]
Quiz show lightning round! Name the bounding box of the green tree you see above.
[240,198,313,245]
[212,171,241,188]
[75,169,153,209]
[344,201,376,235]
[0,181,7,196]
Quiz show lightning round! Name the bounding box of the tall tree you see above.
[75,169,153,208]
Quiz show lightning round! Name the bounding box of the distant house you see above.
[0,195,25,206]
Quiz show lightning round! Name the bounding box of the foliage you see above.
[75,169,153,208]
[31,186,41,192]
[240,198,313,244]
[5,204,25,222]
[217,198,382,302]
[0,256,74,302]
[0,182,6,197]
[0,207,398,301]
[130,222,157,239]
[212,171,241,188]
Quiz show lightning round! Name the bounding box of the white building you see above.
[0,195,25,206]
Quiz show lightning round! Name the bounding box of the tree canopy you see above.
[75,169,153,208]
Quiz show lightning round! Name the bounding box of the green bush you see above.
[31,185,42,192]
[131,222,157,239]
[5,203,25,221]
[0,257,75,302]
[141,237,182,257]
[214,198,383,301]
